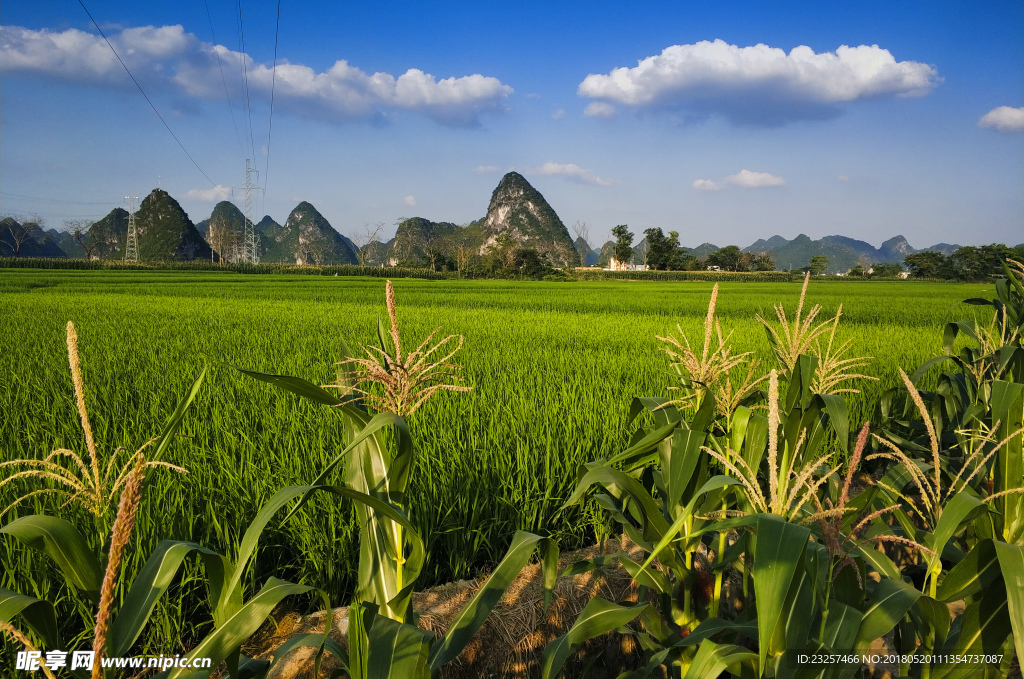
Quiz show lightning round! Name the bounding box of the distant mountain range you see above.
[570,234,973,273]
[2,178,1018,272]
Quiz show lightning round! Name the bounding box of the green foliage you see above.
[0,271,1008,664]
[134,189,214,262]
[807,255,830,275]
[905,250,947,278]
[0,257,448,278]
[481,172,576,263]
[905,245,1024,281]
[611,225,634,266]
[544,272,1024,677]
[87,208,129,260]
[576,269,793,282]
[643,228,695,271]
[869,262,903,278]
[706,246,744,271]
[235,308,559,679]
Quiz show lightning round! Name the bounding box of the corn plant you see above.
[0,324,341,679]
[542,359,922,678]
[234,281,559,678]
[544,277,1023,678]
[867,261,1024,678]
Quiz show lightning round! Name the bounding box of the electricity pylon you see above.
[241,159,261,265]
[124,195,139,263]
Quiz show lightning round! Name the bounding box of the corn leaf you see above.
[934,584,1012,679]
[429,531,556,670]
[682,640,758,679]
[366,613,431,679]
[936,539,999,602]
[925,493,986,578]
[166,578,322,679]
[752,515,811,671]
[230,365,346,407]
[0,515,102,603]
[107,540,227,658]
[540,597,649,679]
[993,541,1024,667]
[150,365,207,462]
[0,588,61,650]
[854,578,920,651]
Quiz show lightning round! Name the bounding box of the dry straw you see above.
[331,280,471,416]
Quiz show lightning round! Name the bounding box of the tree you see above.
[448,226,482,277]
[351,223,384,267]
[904,251,946,278]
[303,238,332,266]
[807,255,829,275]
[550,239,576,269]
[707,245,744,271]
[848,264,866,277]
[644,228,700,271]
[611,224,633,269]
[870,262,903,278]
[750,251,776,271]
[645,228,677,270]
[1,215,42,257]
[945,244,1022,281]
[635,238,652,268]
[487,232,519,269]
[206,218,242,265]
[571,220,591,267]
[67,219,99,260]
[512,248,549,277]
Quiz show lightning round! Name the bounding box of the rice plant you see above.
[0,269,1000,661]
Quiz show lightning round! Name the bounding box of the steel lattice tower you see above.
[242,159,260,265]
[124,195,139,263]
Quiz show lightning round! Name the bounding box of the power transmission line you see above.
[264,0,282,211]
[203,0,247,160]
[235,0,258,167]
[76,0,219,188]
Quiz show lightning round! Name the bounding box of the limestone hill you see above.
[134,189,214,261]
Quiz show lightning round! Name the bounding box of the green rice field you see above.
[0,269,996,652]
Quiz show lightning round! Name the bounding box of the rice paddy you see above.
[0,269,995,653]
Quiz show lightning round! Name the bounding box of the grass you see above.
[0,269,994,654]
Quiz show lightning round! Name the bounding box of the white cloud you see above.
[724,169,785,188]
[403,195,416,206]
[552,108,566,120]
[185,184,231,201]
[837,174,850,182]
[583,101,616,118]
[691,179,721,191]
[0,24,513,127]
[978,106,1024,133]
[692,170,784,190]
[578,39,940,125]
[473,165,501,173]
[531,162,615,186]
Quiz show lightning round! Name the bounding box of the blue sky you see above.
[2,0,1021,248]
